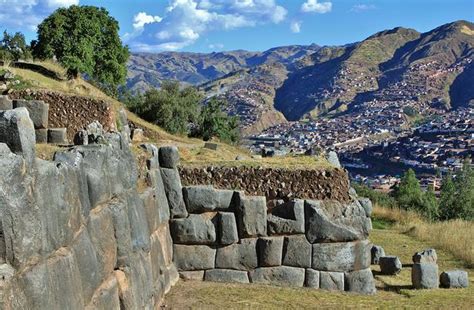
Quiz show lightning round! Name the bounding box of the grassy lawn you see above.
[164,228,474,309]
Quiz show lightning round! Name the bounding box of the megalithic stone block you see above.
[160,167,188,218]
[13,99,49,129]
[48,128,68,144]
[159,146,180,168]
[183,185,219,213]
[235,193,267,238]
[0,95,13,110]
[35,129,48,143]
[0,107,36,170]
[412,263,439,289]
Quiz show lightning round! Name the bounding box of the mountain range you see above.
[126,20,474,135]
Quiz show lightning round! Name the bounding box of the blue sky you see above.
[1,0,473,53]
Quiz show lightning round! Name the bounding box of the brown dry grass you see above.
[373,205,474,268]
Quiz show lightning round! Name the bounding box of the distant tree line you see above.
[354,159,474,221]
[121,81,240,144]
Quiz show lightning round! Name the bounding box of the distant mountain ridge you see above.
[126,20,474,134]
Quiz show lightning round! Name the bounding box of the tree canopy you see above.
[196,97,240,144]
[33,5,129,92]
[0,31,32,61]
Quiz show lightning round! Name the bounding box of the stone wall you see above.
[0,109,176,308]
[179,166,351,202]
[0,106,376,309]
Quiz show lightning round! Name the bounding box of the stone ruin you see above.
[0,106,376,309]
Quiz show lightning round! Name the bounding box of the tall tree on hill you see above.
[32,5,129,94]
[0,31,32,61]
[197,97,240,144]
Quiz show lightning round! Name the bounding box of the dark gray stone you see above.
[235,193,267,238]
[345,268,376,294]
[73,130,88,145]
[173,245,216,271]
[218,212,239,245]
[216,189,235,210]
[0,108,36,170]
[412,249,437,264]
[205,269,249,284]
[160,167,188,218]
[305,200,371,243]
[412,263,439,289]
[358,198,373,217]
[249,266,305,287]
[282,235,311,268]
[183,186,218,213]
[320,271,344,291]
[305,269,320,288]
[216,238,258,270]
[379,256,402,275]
[179,271,204,281]
[371,245,385,265]
[440,270,469,288]
[312,240,371,272]
[204,142,218,150]
[125,192,151,252]
[170,213,217,245]
[0,95,13,110]
[267,199,305,235]
[48,128,67,144]
[159,146,180,168]
[257,237,283,267]
[13,99,49,129]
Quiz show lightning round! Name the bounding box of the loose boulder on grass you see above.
[412,263,439,289]
[440,270,469,288]
[371,245,385,265]
[379,256,402,275]
[412,249,437,264]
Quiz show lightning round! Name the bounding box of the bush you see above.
[352,183,397,208]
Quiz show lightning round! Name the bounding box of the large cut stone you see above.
[218,212,239,245]
[312,240,371,272]
[267,199,305,235]
[86,275,120,310]
[379,256,402,275]
[0,95,12,110]
[170,213,217,245]
[249,266,305,287]
[412,249,437,264]
[371,245,385,265]
[160,167,188,218]
[183,186,218,213]
[344,268,376,294]
[205,269,250,284]
[159,146,180,168]
[305,269,320,288]
[0,108,35,169]
[257,237,283,267]
[216,238,258,270]
[412,263,439,289]
[179,271,205,281]
[305,200,371,243]
[35,129,47,143]
[13,99,49,129]
[439,270,469,288]
[358,198,373,217]
[216,189,235,210]
[320,271,344,291]
[235,193,267,238]
[282,235,312,268]
[48,128,68,144]
[174,245,216,271]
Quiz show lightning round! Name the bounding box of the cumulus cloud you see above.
[127,0,288,52]
[301,0,332,14]
[290,21,301,33]
[0,0,79,31]
[351,4,376,13]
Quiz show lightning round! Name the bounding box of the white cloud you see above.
[0,0,78,31]
[209,43,224,49]
[351,4,376,13]
[290,21,301,33]
[128,0,288,52]
[301,0,332,14]
[133,12,162,30]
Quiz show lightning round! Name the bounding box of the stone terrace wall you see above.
[0,109,176,308]
[179,166,351,202]
[10,90,116,141]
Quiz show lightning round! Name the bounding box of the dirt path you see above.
[164,228,474,309]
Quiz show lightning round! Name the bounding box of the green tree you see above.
[197,97,240,144]
[126,81,201,135]
[421,185,439,220]
[438,172,457,220]
[1,31,32,61]
[454,159,474,220]
[33,5,129,93]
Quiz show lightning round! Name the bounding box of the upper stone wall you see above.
[179,166,351,202]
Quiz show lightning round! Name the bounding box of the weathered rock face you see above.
[0,112,175,308]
